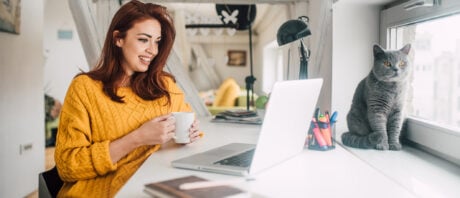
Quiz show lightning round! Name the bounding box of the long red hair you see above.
[83,0,176,103]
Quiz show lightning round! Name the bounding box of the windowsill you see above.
[335,137,460,198]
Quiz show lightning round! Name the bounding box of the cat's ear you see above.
[400,44,411,55]
[373,44,385,56]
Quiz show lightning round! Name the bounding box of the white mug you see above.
[172,112,194,143]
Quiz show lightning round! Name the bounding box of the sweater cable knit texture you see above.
[55,75,191,197]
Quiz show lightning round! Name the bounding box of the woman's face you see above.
[115,18,162,76]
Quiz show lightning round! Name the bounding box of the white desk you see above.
[117,117,416,198]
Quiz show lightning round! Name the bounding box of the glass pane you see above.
[389,13,460,130]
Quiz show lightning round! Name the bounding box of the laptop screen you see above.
[249,79,323,175]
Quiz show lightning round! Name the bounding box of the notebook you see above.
[171,79,323,176]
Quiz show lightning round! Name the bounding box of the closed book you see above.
[144,175,248,198]
[213,110,263,125]
[213,114,262,123]
[221,110,258,118]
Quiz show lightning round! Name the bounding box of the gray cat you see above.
[342,44,411,150]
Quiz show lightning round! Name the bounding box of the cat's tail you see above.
[341,132,374,149]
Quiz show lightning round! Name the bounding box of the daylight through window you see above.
[388,13,460,131]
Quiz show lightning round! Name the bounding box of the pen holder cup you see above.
[306,120,336,151]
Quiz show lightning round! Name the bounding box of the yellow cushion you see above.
[213,78,241,107]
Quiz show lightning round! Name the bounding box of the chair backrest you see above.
[39,166,63,198]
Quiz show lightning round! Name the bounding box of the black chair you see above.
[38,166,63,198]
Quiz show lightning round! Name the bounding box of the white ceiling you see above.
[338,0,400,4]
[155,0,402,26]
[148,0,306,4]
[150,0,402,36]
[155,0,402,18]
[148,0,401,6]
[161,2,271,33]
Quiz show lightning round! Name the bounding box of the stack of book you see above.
[144,175,249,198]
[211,109,263,125]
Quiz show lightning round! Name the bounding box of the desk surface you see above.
[117,117,416,198]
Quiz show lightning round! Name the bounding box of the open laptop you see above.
[171,79,323,176]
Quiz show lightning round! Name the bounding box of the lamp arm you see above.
[299,40,310,79]
[299,39,310,60]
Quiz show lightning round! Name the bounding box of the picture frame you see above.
[227,50,246,66]
[0,0,21,34]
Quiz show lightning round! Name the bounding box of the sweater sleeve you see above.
[55,76,117,182]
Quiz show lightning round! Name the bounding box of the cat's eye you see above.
[383,60,391,67]
[399,61,406,68]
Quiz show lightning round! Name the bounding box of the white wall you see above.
[332,1,381,133]
[0,0,45,197]
[44,0,89,102]
[203,42,251,88]
[256,4,290,94]
[308,0,333,111]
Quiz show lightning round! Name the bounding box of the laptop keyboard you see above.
[214,149,255,168]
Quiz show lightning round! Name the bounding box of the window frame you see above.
[380,0,460,166]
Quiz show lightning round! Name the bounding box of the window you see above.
[390,14,460,128]
[381,0,460,166]
[262,40,285,93]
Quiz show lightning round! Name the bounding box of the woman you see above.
[54,1,201,197]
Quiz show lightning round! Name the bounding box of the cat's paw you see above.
[368,132,384,145]
[375,142,389,150]
[389,142,402,150]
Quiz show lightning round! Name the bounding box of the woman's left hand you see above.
[188,119,202,143]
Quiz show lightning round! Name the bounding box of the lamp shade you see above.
[277,17,311,46]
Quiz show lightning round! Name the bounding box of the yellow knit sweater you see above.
[55,75,191,197]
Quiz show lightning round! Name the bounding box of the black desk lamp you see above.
[277,16,311,79]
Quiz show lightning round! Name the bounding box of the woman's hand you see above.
[134,114,176,146]
[109,114,175,163]
[134,114,201,146]
[187,119,202,143]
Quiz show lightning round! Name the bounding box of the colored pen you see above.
[330,111,338,127]
[314,108,321,121]
[318,115,332,146]
[326,111,334,146]
[307,121,317,146]
[312,118,328,149]
[325,111,331,130]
